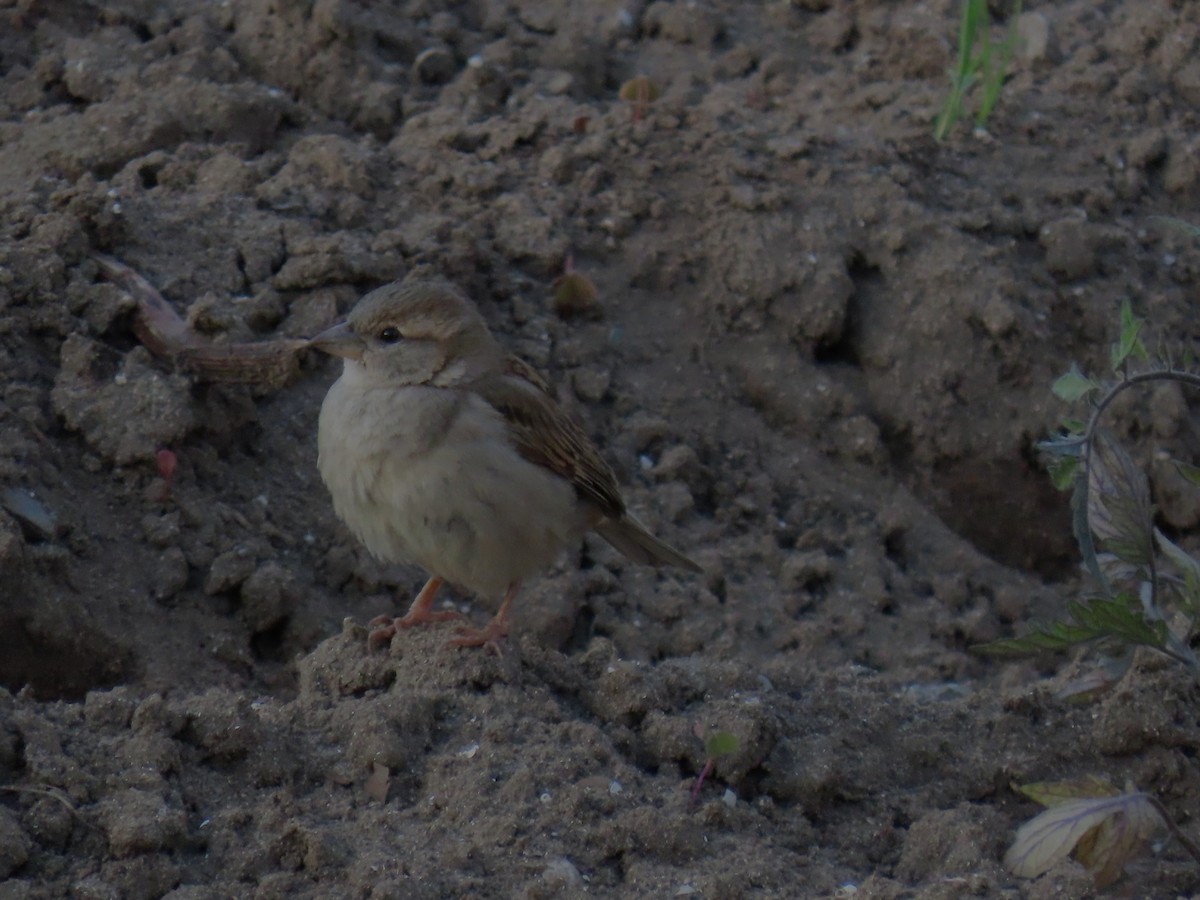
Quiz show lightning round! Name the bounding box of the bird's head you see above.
[309,280,502,387]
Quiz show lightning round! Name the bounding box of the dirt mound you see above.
[2,0,1198,896]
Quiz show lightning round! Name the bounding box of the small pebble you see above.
[1,487,57,540]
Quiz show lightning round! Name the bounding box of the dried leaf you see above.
[1006,796,1119,878]
[1074,796,1158,887]
[1154,528,1200,618]
[1051,663,1126,703]
[1087,431,1154,566]
[1006,787,1159,885]
[1017,777,1120,807]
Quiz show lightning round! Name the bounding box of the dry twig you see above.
[90,252,310,388]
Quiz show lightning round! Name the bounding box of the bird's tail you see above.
[594,514,702,572]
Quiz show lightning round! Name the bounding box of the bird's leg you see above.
[449,581,519,655]
[367,576,463,649]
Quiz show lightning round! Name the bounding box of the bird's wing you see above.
[470,357,625,519]
[503,355,553,395]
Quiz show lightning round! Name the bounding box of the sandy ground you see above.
[2,0,1199,897]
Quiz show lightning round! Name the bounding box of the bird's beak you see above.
[308,321,365,361]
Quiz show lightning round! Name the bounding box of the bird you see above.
[308,279,701,652]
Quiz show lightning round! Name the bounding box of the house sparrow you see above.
[310,280,701,651]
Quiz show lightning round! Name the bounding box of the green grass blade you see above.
[976,0,1022,127]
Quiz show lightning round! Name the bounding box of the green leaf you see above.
[1047,455,1081,491]
[936,0,992,140]
[1172,459,1200,489]
[974,594,1166,658]
[1070,594,1168,649]
[705,731,740,758]
[957,0,982,74]
[975,607,1108,655]
[618,76,660,105]
[1052,364,1099,402]
[1110,301,1148,371]
[975,0,1022,126]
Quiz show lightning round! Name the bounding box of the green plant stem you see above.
[1074,369,1200,680]
[690,758,714,805]
[934,0,979,140]
[976,0,1022,127]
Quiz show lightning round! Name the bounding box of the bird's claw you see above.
[447,620,509,656]
[366,608,464,650]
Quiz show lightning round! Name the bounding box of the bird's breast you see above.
[317,378,590,596]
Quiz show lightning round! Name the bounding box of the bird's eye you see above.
[378,326,402,343]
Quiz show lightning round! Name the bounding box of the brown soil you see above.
[2,1,1199,897]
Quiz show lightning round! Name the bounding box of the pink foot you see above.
[447,618,509,656]
[367,608,463,650]
[444,581,519,655]
[366,576,462,651]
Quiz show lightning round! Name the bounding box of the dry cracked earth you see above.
[2,1,1200,898]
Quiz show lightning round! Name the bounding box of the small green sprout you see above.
[618,76,660,122]
[690,725,740,804]
[934,0,1022,140]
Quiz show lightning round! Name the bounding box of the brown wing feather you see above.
[503,355,552,395]
[471,356,625,519]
